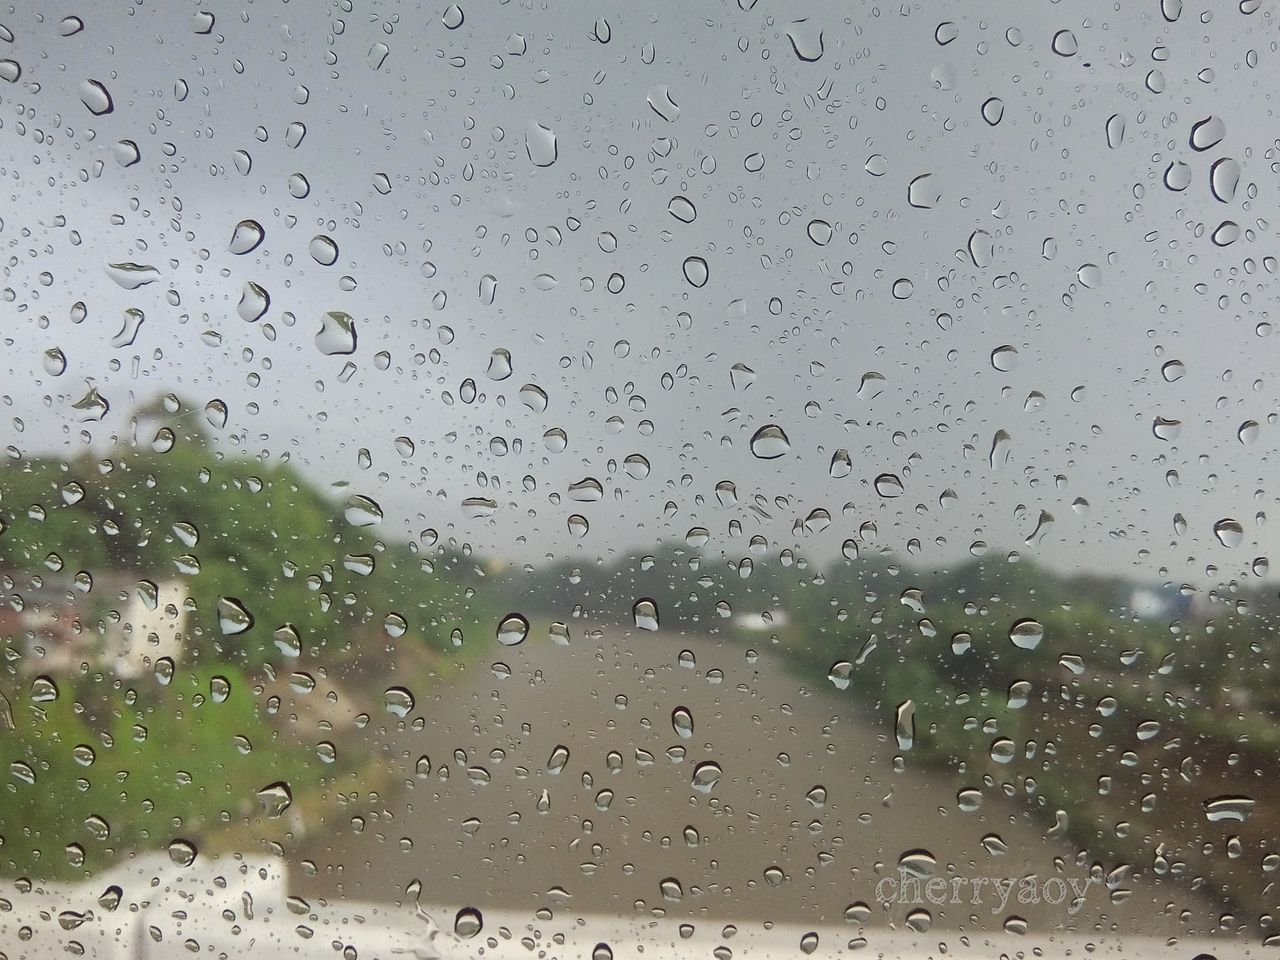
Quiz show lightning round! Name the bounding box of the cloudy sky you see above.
[2,0,1277,587]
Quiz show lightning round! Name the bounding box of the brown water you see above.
[288,622,1222,939]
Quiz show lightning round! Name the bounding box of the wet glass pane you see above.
[0,1,1274,957]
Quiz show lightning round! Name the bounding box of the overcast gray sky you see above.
[2,0,1276,586]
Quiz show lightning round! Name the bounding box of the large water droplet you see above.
[691,760,722,792]
[256,781,293,818]
[526,123,558,167]
[228,220,265,255]
[785,19,824,61]
[384,686,416,717]
[79,79,114,115]
[454,907,483,938]
[749,424,790,459]
[1213,518,1244,547]
[217,597,254,635]
[1008,618,1044,650]
[316,311,358,355]
[497,613,530,646]
[633,598,659,631]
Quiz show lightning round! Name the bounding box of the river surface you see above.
[288,621,1224,940]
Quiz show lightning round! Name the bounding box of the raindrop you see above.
[168,839,197,867]
[454,907,483,938]
[1152,417,1182,441]
[828,661,853,690]
[309,235,339,266]
[497,613,530,646]
[907,174,939,209]
[316,311,358,355]
[1213,519,1244,548]
[749,424,790,459]
[874,473,904,498]
[1163,161,1191,191]
[894,700,915,750]
[683,256,709,287]
[79,79,114,115]
[1203,795,1254,823]
[1105,113,1126,148]
[519,383,548,411]
[990,345,1018,371]
[256,782,293,818]
[668,196,697,223]
[526,123,558,167]
[671,706,694,739]
[633,598,659,631]
[785,20,824,62]
[43,348,67,376]
[217,597,254,635]
[691,760,722,792]
[1190,116,1225,151]
[646,86,680,122]
[807,219,834,245]
[1008,618,1044,650]
[1210,158,1240,202]
[1051,29,1078,56]
[829,449,852,478]
[229,220,265,255]
[384,686,415,717]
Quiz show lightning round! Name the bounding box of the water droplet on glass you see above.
[257,782,293,818]
[749,424,790,459]
[316,311,358,355]
[43,348,67,376]
[1152,417,1182,441]
[1213,518,1244,547]
[384,686,415,718]
[682,256,709,287]
[905,909,932,933]
[990,345,1019,371]
[1211,158,1241,202]
[168,839,197,867]
[671,706,694,739]
[309,235,339,266]
[1204,795,1255,823]
[225,222,265,259]
[907,174,939,209]
[106,262,160,290]
[1190,115,1225,151]
[217,597,254,635]
[646,86,680,122]
[1051,29,1078,56]
[454,907,483,938]
[486,348,513,381]
[1009,618,1044,650]
[79,79,114,115]
[526,123,558,167]
[633,598,659,631]
[874,473,904,498]
[786,20,824,61]
[668,196,697,223]
[829,449,852,478]
[497,613,530,646]
[827,661,853,690]
[894,700,915,750]
[344,494,382,526]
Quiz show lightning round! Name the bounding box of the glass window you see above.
[0,2,1272,957]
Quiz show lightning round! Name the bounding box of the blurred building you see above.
[3,573,187,678]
